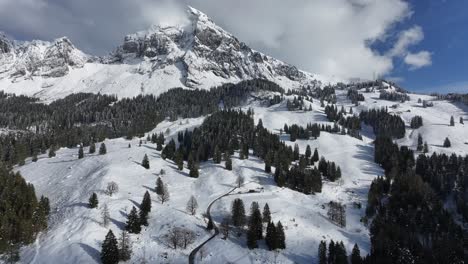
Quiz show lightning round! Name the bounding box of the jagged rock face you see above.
[111,8,311,88]
[0,7,319,100]
[0,36,88,79]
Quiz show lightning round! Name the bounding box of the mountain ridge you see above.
[0,7,322,101]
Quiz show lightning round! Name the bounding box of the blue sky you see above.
[386,0,468,92]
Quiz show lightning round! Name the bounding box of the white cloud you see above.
[404,51,432,70]
[0,0,432,80]
[388,26,424,57]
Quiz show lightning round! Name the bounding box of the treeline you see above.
[359,108,405,139]
[416,152,468,221]
[0,79,283,165]
[0,163,50,261]
[347,89,365,105]
[365,136,465,263]
[379,90,410,102]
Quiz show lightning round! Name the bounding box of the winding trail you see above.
[188,186,238,264]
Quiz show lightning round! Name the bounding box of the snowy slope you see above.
[0,8,323,102]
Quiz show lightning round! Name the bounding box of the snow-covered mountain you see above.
[0,7,320,101]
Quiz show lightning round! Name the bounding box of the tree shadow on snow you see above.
[142,185,155,192]
[110,217,126,230]
[66,202,89,208]
[78,243,101,263]
[128,199,141,209]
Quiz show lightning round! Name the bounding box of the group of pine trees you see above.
[318,240,363,264]
[100,229,132,264]
[347,89,365,105]
[0,163,50,261]
[410,115,423,129]
[359,108,405,139]
[366,135,465,263]
[230,199,286,250]
[379,90,410,102]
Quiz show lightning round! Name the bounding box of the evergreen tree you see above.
[225,153,232,171]
[126,206,141,234]
[265,221,277,250]
[175,150,184,170]
[89,192,99,209]
[155,177,164,195]
[460,117,464,124]
[101,230,119,264]
[318,240,327,264]
[189,161,199,178]
[89,142,96,154]
[213,145,222,164]
[305,145,312,159]
[207,218,214,230]
[450,116,455,126]
[276,221,286,249]
[423,141,429,153]
[118,230,132,261]
[78,145,84,159]
[312,148,319,163]
[262,203,271,224]
[417,134,423,151]
[335,241,347,264]
[246,222,258,249]
[231,198,246,229]
[443,137,451,148]
[249,202,263,239]
[48,145,56,158]
[351,243,362,264]
[142,154,150,169]
[99,143,107,155]
[328,240,336,264]
[139,191,151,226]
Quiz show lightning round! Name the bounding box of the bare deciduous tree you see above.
[186,196,198,215]
[164,227,195,249]
[220,216,230,239]
[101,204,110,227]
[158,183,170,204]
[236,175,245,188]
[106,181,119,196]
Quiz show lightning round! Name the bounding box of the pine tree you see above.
[207,218,214,230]
[48,145,56,158]
[417,134,423,151]
[89,193,99,209]
[139,191,151,226]
[175,150,184,170]
[312,148,319,163]
[318,240,327,264]
[78,145,84,159]
[126,206,141,234]
[246,223,258,249]
[262,203,271,224]
[189,161,199,178]
[155,177,164,195]
[89,142,96,153]
[335,241,348,264]
[276,221,286,249]
[265,221,277,250]
[450,116,455,126]
[99,143,107,155]
[423,141,429,153]
[225,153,232,171]
[443,137,451,148]
[460,117,464,124]
[328,240,336,264]
[231,198,246,229]
[249,202,263,239]
[101,230,119,264]
[213,145,222,164]
[142,154,150,169]
[305,145,312,159]
[351,243,362,264]
[118,230,132,261]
